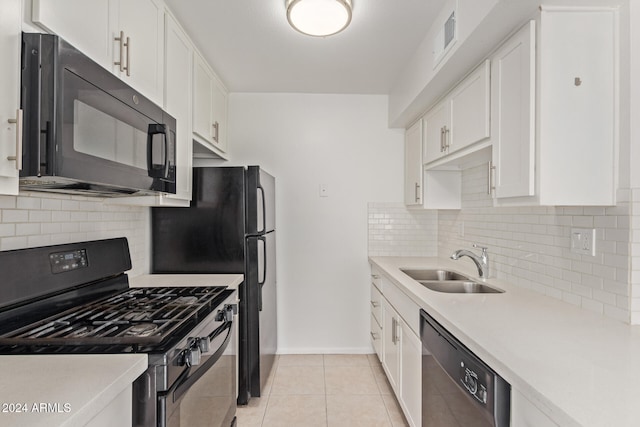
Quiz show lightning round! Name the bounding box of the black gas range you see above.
[0,238,237,427]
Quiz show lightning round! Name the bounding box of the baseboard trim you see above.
[276,347,374,355]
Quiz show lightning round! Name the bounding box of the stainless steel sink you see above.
[418,280,504,294]
[400,269,468,281]
[401,268,504,294]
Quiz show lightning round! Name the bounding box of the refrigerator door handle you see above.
[257,236,266,311]
[257,184,266,234]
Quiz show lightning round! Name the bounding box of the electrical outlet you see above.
[458,221,465,238]
[570,228,596,256]
[319,184,329,198]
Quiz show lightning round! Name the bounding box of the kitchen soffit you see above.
[163,0,445,94]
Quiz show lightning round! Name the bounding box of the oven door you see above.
[160,299,238,427]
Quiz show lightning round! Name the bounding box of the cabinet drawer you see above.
[371,267,383,292]
[370,312,382,360]
[384,279,420,336]
[371,284,383,325]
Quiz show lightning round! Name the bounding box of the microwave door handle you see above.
[147,124,169,179]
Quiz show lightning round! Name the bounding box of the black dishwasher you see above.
[420,309,510,426]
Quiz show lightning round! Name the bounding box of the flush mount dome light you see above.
[286,0,353,37]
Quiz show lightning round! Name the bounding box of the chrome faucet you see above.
[451,244,489,278]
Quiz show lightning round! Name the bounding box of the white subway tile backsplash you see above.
[369,163,637,324]
[0,191,149,276]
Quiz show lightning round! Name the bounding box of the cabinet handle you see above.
[439,127,444,152]
[443,126,450,150]
[487,161,496,195]
[391,317,397,344]
[7,109,23,170]
[115,31,125,73]
[114,32,130,76]
[370,331,379,341]
[414,182,420,202]
[212,121,219,143]
[125,35,131,76]
[371,274,380,279]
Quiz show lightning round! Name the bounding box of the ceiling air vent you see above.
[433,10,457,67]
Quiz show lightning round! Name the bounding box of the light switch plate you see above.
[571,228,596,256]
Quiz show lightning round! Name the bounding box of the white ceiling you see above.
[163,0,446,94]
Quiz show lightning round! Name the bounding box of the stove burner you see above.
[125,323,159,337]
[175,296,198,305]
[0,286,229,347]
[69,326,93,338]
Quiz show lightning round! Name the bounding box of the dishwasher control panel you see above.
[460,361,488,404]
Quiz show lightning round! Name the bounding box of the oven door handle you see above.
[169,320,233,403]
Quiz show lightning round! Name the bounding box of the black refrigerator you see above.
[151,166,277,405]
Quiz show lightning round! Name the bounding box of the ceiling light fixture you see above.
[286,0,353,37]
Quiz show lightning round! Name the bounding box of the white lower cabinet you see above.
[399,318,422,427]
[371,269,421,427]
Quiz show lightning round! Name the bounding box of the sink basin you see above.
[401,269,468,281]
[418,280,504,294]
[400,268,504,294]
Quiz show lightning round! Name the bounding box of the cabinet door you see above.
[164,13,193,202]
[404,120,423,206]
[423,100,450,164]
[400,321,422,427]
[382,299,400,392]
[211,76,228,153]
[538,8,616,205]
[117,0,164,105]
[32,0,114,70]
[193,52,214,143]
[0,0,20,195]
[491,21,535,199]
[450,60,490,153]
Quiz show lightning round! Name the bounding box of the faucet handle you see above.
[472,244,488,255]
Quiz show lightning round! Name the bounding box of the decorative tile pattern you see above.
[236,354,409,427]
[368,165,635,323]
[367,202,438,257]
[0,192,149,276]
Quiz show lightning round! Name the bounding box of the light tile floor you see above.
[236,354,409,427]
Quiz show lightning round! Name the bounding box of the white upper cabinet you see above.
[404,119,423,206]
[423,60,490,166]
[193,51,229,159]
[32,0,165,106]
[450,60,491,153]
[491,7,617,206]
[0,0,21,195]
[423,100,451,164]
[161,11,193,204]
[491,20,536,199]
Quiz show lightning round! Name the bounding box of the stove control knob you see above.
[198,337,211,353]
[184,348,201,367]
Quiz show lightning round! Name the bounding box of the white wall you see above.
[216,93,404,353]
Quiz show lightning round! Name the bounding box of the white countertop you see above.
[369,256,640,427]
[0,354,147,427]
[128,273,243,290]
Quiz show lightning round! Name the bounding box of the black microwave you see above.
[20,32,176,196]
